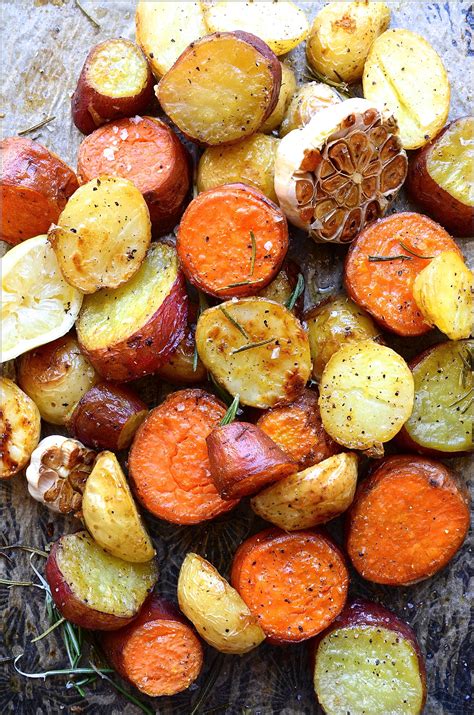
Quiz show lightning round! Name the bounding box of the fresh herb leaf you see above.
[368,255,412,263]
[12,654,112,680]
[75,0,101,28]
[219,307,249,338]
[18,116,55,136]
[249,230,256,276]
[31,617,65,643]
[231,338,275,355]
[399,241,434,259]
[219,394,240,426]
[285,273,304,310]
[216,278,265,291]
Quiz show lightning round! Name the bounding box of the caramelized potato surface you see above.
[0,378,41,479]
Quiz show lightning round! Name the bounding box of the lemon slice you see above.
[1,235,83,362]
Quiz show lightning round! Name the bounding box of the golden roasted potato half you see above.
[260,64,297,134]
[0,377,41,479]
[82,451,155,563]
[178,553,265,654]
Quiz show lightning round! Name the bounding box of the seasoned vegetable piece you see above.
[156,305,207,385]
[314,599,426,715]
[197,135,279,203]
[261,64,297,133]
[71,39,153,135]
[398,341,473,455]
[257,389,341,469]
[82,451,155,563]
[344,212,462,336]
[280,82,341,137]
[275,98,407,243]
[251,453,358,531]
[45,531,158,630]
[318,340,414,451]
[156,32,281,145]
[256,264,298,309]
[48,176,151,294]
[17,334,99,425]
[347,456,470,585]
[101,596,203,696]
[203,1,309,55]
[306,1,390,84]
[196,298,311,408]
[0,378,40,479]
[177,184,288,298]
[128,389,239,524]
[178,553,265,654]
[305,295,380,381]
[76,242,187,382]
[363,29,450,149]
[135,1,208,78]
[407,117,474,237]
[231,528,348,644]
[0,137,78,245]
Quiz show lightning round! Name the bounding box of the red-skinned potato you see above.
[68,382,148,451]
[313,599,426,715]
[76,242,188,382]
[45,531,158,630]
[71,39,153,135]
[207,421,297,500]
[156,303,206,384]
[406,117,474,237]
[101,595,203,696]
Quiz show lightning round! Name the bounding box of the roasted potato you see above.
[17,334,99,425]
[45,531,158,630]
[251,452,358,531]
[178,553,265,654]
[305,295,381,381]
[260,64,297,133]
[156,32,281,145]
[279,82,341,137]
[77,242,188,382]
[196,298,311,408]
[256,265,296,308]
[319,340,414,452]
[156,306,207,384]
[82,451,155,563]
[306,1,390,84]
[363,29,450,149]
[48,176,151,294]
[197,134,280,202]
[0,377,41,479]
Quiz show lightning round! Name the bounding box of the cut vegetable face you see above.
[157,32,281,145]
[261,64,297,133]
[314,599,426,715]
[196,298,311,408]
[318,340,414,451]
[275,98,407,243]
[347,456,470,585]
[1,235,83,363]
[279,82,341,138]
[0,378,40,479]
[363,29,450,150]
[178,553,265,654]
[45,531,158,630]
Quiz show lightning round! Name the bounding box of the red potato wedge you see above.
[177,183,288,299]
[68,382,148,451]
[231,528,348,644]
[206,421,297,500]
[101,595,203,696]
[76,242,187,382]
[77,116,190,235]
[313,599,426,715]
[346,456,470,586]
[71,39,153,135]
[45,531,158,630]
[0,137,78,245]
[156,32,281,146]
[0,377,41,479]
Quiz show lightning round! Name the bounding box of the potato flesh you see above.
[88,40,148,98]
[319,340,414,450]
[0,378,40,478]
[196,298,311,408]
[314,626,424,715]
[261,64,297,133]
[427,117,474,206]
[178,553,265,654]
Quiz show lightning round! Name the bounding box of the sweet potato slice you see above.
[128,389,239,524]
[0,137,78,245]
[231,528,348,644]
[77,116,190,234]
[0,378,40,479]
[346,456,470,585]
[71,39,153,135]
[101,595,203,696]
[156,32,281,145]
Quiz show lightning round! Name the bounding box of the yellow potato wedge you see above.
[413,252,473,341]
[82,451,155,563]
[0,377,40,479]
[251,452,358,531]
[261,64,297,134]
[178,553,265,654]
[204,1,309,55]
[363,29,450,149]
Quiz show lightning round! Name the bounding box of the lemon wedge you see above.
[1,235,83,362]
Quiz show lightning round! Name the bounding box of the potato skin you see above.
[0,377,41,479]
[156,307,206,385]
[260,64,297,133]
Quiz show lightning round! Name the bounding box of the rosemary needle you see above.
[219,307,249,338]
[231,338,275,355]
[18,116,55,136]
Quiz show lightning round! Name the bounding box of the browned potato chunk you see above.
[0,377,41,479]
[261,64,297,133]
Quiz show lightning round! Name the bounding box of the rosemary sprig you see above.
[448,387,474,408]
[0,545,48,558]
[249,230,256,276]
[13,654,113,680]
[285,273,304,310]
[368,254,412,263]
[219,307,249,338]
[231,338,274,355]
[18,116,55,136]
[303,65,352,97]
[31,617,65,644]
[75,0,101,28]
[219,394,240,426]
[399,241,434,259]
[216,278,265,291]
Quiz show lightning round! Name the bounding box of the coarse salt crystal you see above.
[176,403,185,412]
[120,128,128,140]
[102,147,116,161]
[271,346,280,360]
[126,164,132,172]
[264,241,273,251]
[130,115,142,124]
[112,126,119,134]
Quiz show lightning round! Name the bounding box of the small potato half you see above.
[0,378,41,479]
[251,452,358,531]
[178,553,265,654]
[261,64,297,134]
